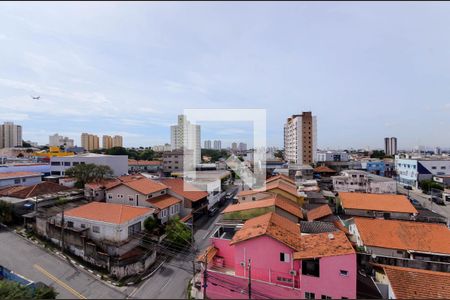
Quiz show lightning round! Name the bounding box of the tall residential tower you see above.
[283,112,317,165]
[0,122,22,148]
[170,115,201,164]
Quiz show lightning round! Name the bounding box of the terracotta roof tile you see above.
[128,159,161,166]
[313,166,336,173]
[340,192,418,214]
[307,204,333,221]
[354,217,450,254]
[223,195,303,218]
[376,264,450,299]
[107,177,168,195]
[85,179,120,190]
[293,231,355,260]
[266,174,295,185]
[0,182,70,199]
[159,178,208,202]
[196,245,218,263]
[0,172,42,179]
[147,194,181,210]
[64,202,153,224]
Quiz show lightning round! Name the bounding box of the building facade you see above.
[162,149,194,174]
[152,144,171,152]
[112,135,123,147]
[49,134,74,148]
[102,135,113,149]
[170,115,201,164]
[332,170,396,194]
[316,150,349,162]
[0,122,22,148]
[284,112,317,165]
[395,155,450,187]
[384,137,398,156]
[0,172,42,187]
[81,133,100,151]
[213,140,222,150]
[50,153,128,176]
[204,140,212,149]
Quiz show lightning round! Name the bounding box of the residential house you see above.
[0,172,42,188]
[339,192,417,220]
[349,217,450,268]
[202,212,356,299]
[332,170,396,194]
[128,159,161,174]
[372,264,450,299]
[305,204,333,221]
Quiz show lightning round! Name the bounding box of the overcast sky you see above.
[1,2,450,149]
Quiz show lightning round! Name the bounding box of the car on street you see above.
[208,206,219,217]
[409,198,422,207]
[432,196,445,205]
[404,185,413,190]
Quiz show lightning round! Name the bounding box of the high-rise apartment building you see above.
[49,134,74,148]
[102,135,113,149]
[384,137,398,156]
[284,112,317,165]
[204,140,212,149]
[170,115,201,164]
[231,142,238,152]
[113,135,123,148]
[238,142,247,151]
[81,133,100,151]
[0,122,22,148]
[213,140,222,150]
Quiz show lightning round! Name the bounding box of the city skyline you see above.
[2,3,450,148]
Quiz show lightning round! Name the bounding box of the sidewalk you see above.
[190,272,203,299]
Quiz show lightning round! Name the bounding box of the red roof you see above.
[64,202,153,224]
[293,231,355,260]
[107,177,168,195]
[147,194,181,210]
[307,204,333,221]
[0,172,42,179]
[128,159,161,166]
[223,195,303,218]
[313,165,336,173]
[340,192,417,214]
[0,182,70,199]
[159,178,208,202]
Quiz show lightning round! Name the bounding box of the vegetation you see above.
[0,280,57,299]
[165,216,192,248]
[201,149,230,163]
[64,163,114,188]
[419,179,444,194]
[144,217,159,233]
[0,200,13,224]
[92,147,159,161]
[370,150,386,159]
[21,141,32,148]
[274,150,284,159]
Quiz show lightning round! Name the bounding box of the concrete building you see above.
[332,170,396,194]
[0,122,22,148]
[213,140,222,150]
[112,135,123,148]
[284,112,317,165]
[231,142,237,152]
[384,137,398,156]
[49,134,74,148]
[170,114,201,164]
[50,153,128,176]
[0,172,42,188]
[128,159,161,174]
[316,150,349,162]
[204,140,212,149]
[152,144,171,152]
[81,133,100,151]
[102,135,113,149]
[238,142,247,152]
[395,154,450,187]
[162,149,194,174]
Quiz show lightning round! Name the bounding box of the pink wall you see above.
[211,237,235,268]
[234,236,301,288]
[300,254,357,299]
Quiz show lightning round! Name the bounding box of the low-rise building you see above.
[0,172,42,187]
[50,153,128,176]
[316,150,349,162]
[162,149,194,175]
[128,159,161,174]
[339,192,417,220]
[332,170,396,194]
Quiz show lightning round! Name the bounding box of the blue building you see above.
[366,161,386,176]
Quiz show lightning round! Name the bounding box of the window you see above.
[73,162,79,166]
[441,166,446,170]
[305,292,315,299]
[14,179,20,184]
[252,197,256,201]
[276,276,292,283]
[67,221,74,228]
[107,194,112,200]
[128,195,134,201]
[340,270,348,276]
[22,178,26,183]
[128,222,141,236]
[64,162,71,166]
[341,297,349,299]
[80,224,86,229]
[321,296,332,300]
[432,166,437,170]
[92,226,100,233]
[161,191,165,194]
[242,197,246,200]
[280,252,290,263]
[51,162,61,166]
[161,209,168,218]
[80,162,85,165]
[302,259,320,277]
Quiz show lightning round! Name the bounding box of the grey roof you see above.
[300,221,339,234]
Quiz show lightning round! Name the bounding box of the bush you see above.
[165,216,192,247]
[144,217,158,233]
[0,200,13,224]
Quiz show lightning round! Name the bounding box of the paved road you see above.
[397,184,450,225]
[129,185,239,299]
[0,228,128,299]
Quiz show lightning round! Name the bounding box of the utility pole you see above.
[247,259,251,300]
[60,208,65,254]
[203,254,208,300]
[191,215,196,277]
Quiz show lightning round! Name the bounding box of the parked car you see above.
[432,196,445,205]
[404,185,413,190]
[409,198,422,207]
[208,207,219,217]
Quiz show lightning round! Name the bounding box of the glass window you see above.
[64,162,71,166]
[67,221,74,228]
[128,222,141,236]
[340,270,348,276]
[128,196,134,201]
[14,179,20,184]
[280,252,290,262]
[305,292,315,300]
[107,194,112,199]
[22,178,26,182]
[302,259,320,277]
[92,226,100,233]
[321,296,332,300]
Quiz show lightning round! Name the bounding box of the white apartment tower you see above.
[213,140,222,150]
[204,140,212,149]
[170,115,201,164]
[0,122,22,148]
[283,112,317,165]
[49,134,74,148]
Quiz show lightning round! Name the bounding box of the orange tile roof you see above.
[313,165,336,173]
[223,195,303,218]
[307,204,333,221]
[147,194,181,210]
[0,172,42,179]
[230,212,302,250]
[339,192,418,214]
[376,264,450,299]
[266,174,295,185]
[107,177,168,195]
[196,245,218,263]
[85,179,120,190]
[159,178,208,202]
[354,217,450,254]
[293,231,355,260]
[64,202,153,224]
[0,182,71,199]
[128,159,161,166]
[237,180,299,198]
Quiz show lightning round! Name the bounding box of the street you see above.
[397,184,450,225]
[0,228,128,299]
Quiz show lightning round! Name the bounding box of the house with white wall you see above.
[332,170,396,194]
[0,172,42,188]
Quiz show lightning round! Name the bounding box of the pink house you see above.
[201,212,356,299]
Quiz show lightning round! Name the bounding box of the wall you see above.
[50,155,128,176]
[0,175,42,187]
[238,192,272,203]
[110,251,156,279]
[211,238,235,268]
[106,184,167,207]
[344,209,413,221]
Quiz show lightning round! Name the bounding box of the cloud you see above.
[0,112,29,121]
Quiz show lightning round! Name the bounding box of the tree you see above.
[0,280,57,299]
[139,149,155,161]
[419,179,444,194]
[22,141,32,148]
[201,149,230,162]
[165,216,192,248]
[0,200,13,224]
[274,150,284,160]
[370,150,386,159]
[64,164,113,188]
[144,217,158,233]
[105,147,128,156]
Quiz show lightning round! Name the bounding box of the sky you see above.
[1,2,450,150]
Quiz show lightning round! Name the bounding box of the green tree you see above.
[34,284,57,299]
[370,150,386,159]
[0,200,13,224]
[274,150,284,159]
[144,216,158,233]
[0,281,57,300]
[22,141,32,148]
[201,149,230,162]
[419,179,444,194]
[139,149,155,161]
[105,147,128,156]
[64,164,113,188]
[165,216,192,247]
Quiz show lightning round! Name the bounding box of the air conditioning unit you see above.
[240,261,246,267]
[289,270,297,276]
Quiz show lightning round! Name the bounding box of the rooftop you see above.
[339,192,418,214]
[313,165,336,173]
[0,172,42,179]
[159,178,208,202]
[107,177,167,195]
[293,231,355,260]
[354,217,450,255]
[375,264,450,299]
[299,221,339,234]
[64,202,153,225]
[306,204,333,221]
[147,194,181,210]
[128,159,161,166]
[0,181,71,199]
